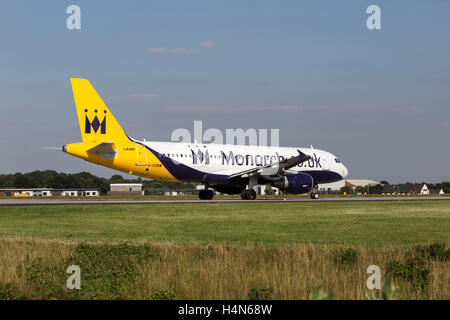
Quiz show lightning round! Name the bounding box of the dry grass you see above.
[0,237,76,295]
[0,238,448,300]
[138,244,448,299]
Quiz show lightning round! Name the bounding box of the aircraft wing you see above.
[87,142,117,159]
[228,150,311,182]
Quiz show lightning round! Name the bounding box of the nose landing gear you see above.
[310,184,320,199]
[310,191,320,199]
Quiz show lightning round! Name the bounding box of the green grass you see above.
[0,200,449,247]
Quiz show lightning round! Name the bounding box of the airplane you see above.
[62,78,348,200]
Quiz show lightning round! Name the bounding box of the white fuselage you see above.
[141,140,348,184]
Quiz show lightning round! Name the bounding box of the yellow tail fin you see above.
[70,78,128,142]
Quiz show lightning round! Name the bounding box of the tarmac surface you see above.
[1,196,450,206]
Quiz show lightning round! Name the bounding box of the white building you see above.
[164,190,185,196]
[0,188,99,197]
[40,190,52,197]
[255,185,281,195]
[382,184,445,195]
[109,183,144,196]
[420,184,445,195]
[61,190,80,197]
[59,189,98,197]
[318,180,345,193]
[83,190,99,196]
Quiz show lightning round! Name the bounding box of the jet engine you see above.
[271,173,313,194]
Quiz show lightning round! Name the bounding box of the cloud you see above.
[248,105,305,112]
[147,47,197,55]
[107,93,161,103]
[163,105,305,114]
[170,105,233,114]
[199,40,216,48]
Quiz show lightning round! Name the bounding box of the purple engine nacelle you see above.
[272,173,314,194]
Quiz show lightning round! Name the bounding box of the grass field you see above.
[0,200,448,299]
[0,200,449,246]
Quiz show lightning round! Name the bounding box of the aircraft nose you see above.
[341,164,348,178]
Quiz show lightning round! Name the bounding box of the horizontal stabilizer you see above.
[87,142,117,159]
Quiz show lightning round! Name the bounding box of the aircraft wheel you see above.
[241,189,256,200]
[247,189,257,200]
[310,192,320,199]
[199,190,214,200]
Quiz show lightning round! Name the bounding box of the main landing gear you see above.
[241,176,258,200]
[198,189,214,200]
[240,189,257,200]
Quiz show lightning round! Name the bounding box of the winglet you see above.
[297,149,312,162]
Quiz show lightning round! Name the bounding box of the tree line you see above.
[340,180,450,194]
[0,171,196,195]
[1,171,449,195]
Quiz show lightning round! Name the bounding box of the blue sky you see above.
[1,0,449,183]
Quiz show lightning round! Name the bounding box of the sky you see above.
[0,0,449,183]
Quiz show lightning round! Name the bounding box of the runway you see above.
[1,196,450,206]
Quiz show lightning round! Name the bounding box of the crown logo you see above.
[85,115,106,134]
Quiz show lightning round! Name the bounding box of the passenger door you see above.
[136,143,147,166]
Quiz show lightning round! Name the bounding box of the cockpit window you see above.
[335,158,341,163]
